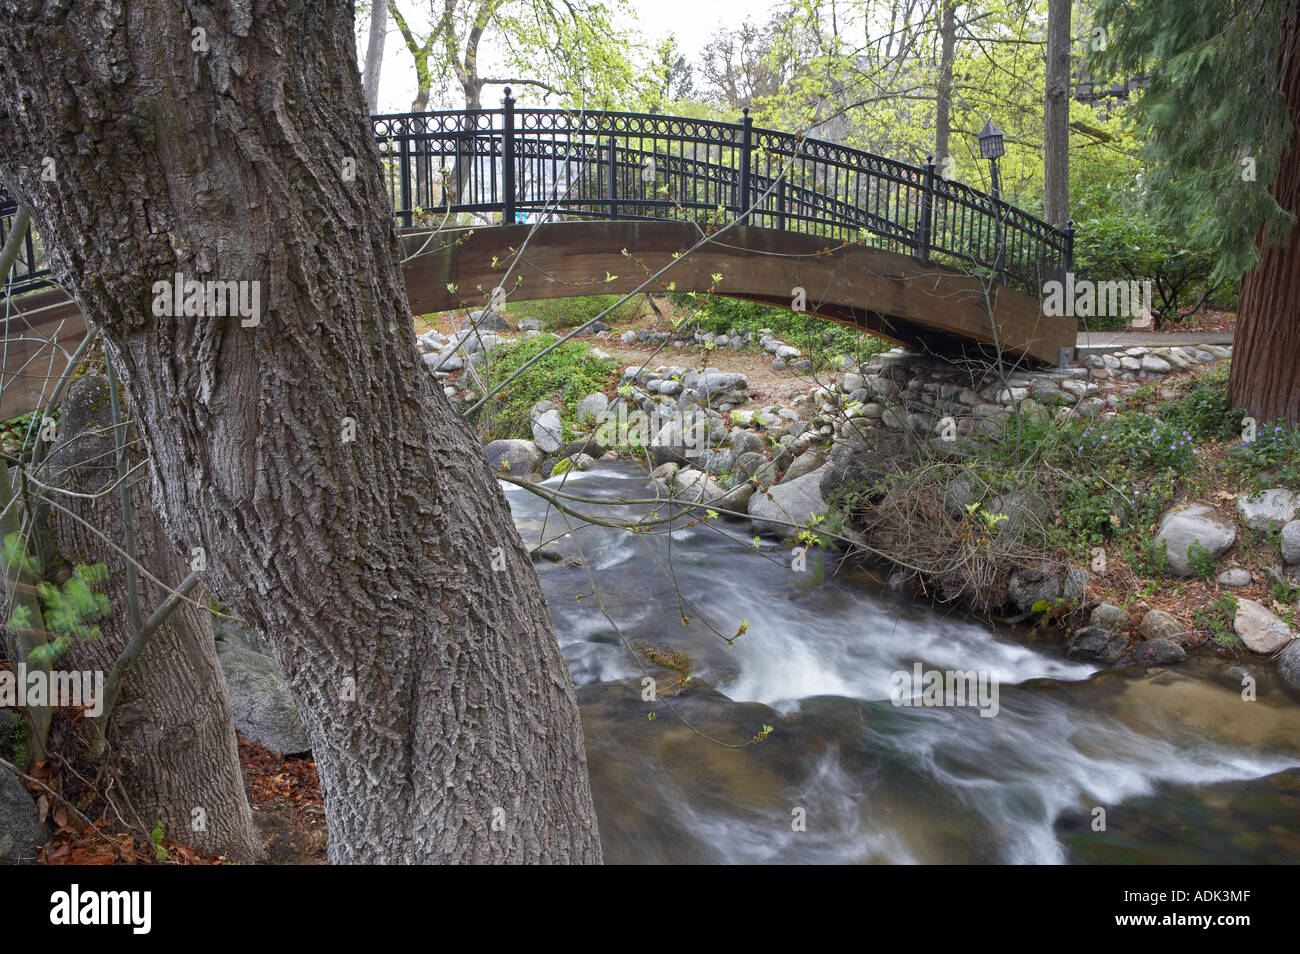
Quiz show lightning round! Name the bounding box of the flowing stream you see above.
[505,463,1300,864]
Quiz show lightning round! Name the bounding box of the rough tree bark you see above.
[0,1,601,863]
[1043,0,1071,227]
[1234,3,1300,424]
[43,375,261,862]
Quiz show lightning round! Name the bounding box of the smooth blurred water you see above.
[506,463,1300,864]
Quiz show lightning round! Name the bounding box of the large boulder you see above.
[216,641,311,755]
[679,370,749,409]
[1153,504,1236,576]
[1236,488,1299,530]
[483,439,544,476]
[0,769,46,864]
[1233,599,1294,655]
[531,409,564,453]
[748,468,828,540]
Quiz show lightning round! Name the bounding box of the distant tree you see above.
[1043,0,1071,226]
[934,1,959,170]
[647,36,695,109]
[362,0,388,113]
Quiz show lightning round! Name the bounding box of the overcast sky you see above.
[370,0,776,113]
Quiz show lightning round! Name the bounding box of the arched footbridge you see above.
[1,96,1076,419]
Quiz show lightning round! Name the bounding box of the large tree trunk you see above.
[43,375,261,862]
[0,0,601,864]
[934,1,956,172]
[362,0,388,114]
[1233,3,1300,424]
[1043,0,1071,227]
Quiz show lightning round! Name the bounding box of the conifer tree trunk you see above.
[1233,4,1300,424]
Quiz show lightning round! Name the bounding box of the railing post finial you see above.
[736,106,754,222]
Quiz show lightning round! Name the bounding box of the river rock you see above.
[1067,626,1128,664]
[1281,521,1300,565]
[1277,641,1300,691]
[484,439,544,476]
[468,308,509,331]
[694,448,730,476]
[1217,567,1253,587]
[426,349,463,372]
[664,468,723,504]
[988,488,1049,542]
[576,392,609,423]
[782,449,826,483]
[1131,639,1186,665]
[651,415,704,465]
[726,428,766,462]
[1138,609,1183,642]
[1089,602,1128,632]
[562,436,606,459]
[1153,504,1236,576]
[531,410,564,453]
[215,641,310,755]
[679,370,748,408]
[1007,564,1062,613]
[0,769,46,863]
[1233,598,1294,654]
[1236,489,1299,530]
[748,469,828,540]
[732,451,778,488]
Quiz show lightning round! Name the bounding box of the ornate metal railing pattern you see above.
[3,96,1072,299]
[372,95,1072,293]
[0,193,51,296]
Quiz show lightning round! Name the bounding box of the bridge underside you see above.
[403,221,1075,365]
[0,220,1072,421]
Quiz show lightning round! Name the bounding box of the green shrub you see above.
[1193,595,1239,648]
[505,294,645,330]
[1073,211,1232,329]
[1161,365,1241,440]
[667,292,888,367]
[478,334,616,443]
[1226,419,1300,489]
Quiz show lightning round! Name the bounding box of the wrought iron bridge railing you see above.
[3,93,1073,299]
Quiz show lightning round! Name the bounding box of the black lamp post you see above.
[978,117,1007,284]
[977,117,1005,201]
